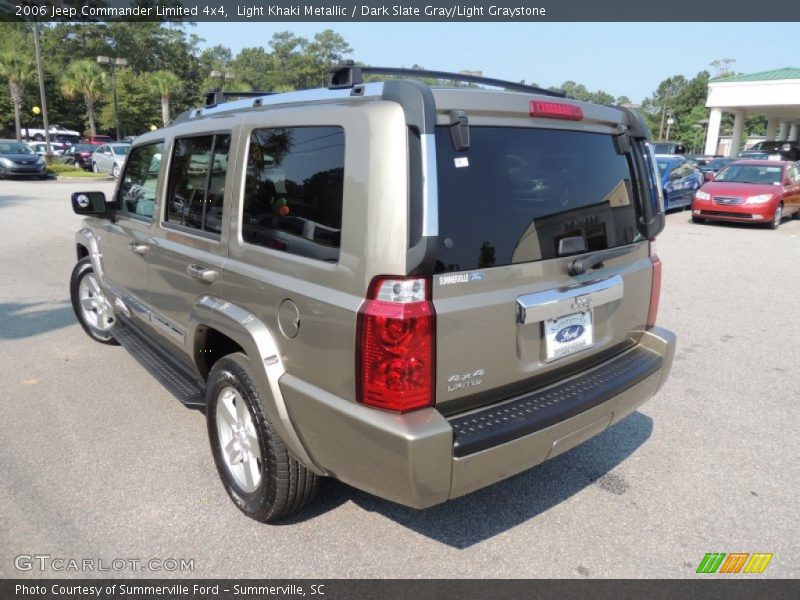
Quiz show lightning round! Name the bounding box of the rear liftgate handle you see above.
[187,264,219,284]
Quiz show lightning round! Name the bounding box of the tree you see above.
[61,59,106,136]
[0,53,34,141]
[709,58,736,78]
[149,70,182,126]
[98,67,157,136]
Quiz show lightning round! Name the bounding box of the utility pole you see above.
[32,21,51,155]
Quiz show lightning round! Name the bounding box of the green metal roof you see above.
[711,67,800,83]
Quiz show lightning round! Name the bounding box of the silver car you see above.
[91,143,130,178]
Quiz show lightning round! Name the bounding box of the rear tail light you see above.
[647,241,662,329]
[356,276,435,412]
[529,100,583,121]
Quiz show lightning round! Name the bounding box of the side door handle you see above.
[129,242,149,256]
[187,264,219,284]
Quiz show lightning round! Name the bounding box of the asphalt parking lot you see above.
[1,180,798,578]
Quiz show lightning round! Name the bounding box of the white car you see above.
[28,142,66,156]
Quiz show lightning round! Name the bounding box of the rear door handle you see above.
[129,242,149,256]
[187,264,218,283]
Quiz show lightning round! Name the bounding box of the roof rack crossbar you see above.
[328,63,565,98]
[204,90,277,108]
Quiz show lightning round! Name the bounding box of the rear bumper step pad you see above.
[450,347,662,457]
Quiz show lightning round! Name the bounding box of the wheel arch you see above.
[188,296,323,475]
[75,228,104,282]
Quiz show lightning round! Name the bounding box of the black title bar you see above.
[2,0,798,22]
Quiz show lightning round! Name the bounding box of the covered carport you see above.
[704,67,800,156]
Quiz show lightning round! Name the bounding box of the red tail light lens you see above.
[647,241,662,329]
[356,276,435,413]
[529,100,583,121]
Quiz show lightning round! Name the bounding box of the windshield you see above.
[652,143,675,154]
[434,126,641,271]
[714,164,783,184]
[0,142,35,154]
[111,145,129,155]
[752,142,782,151]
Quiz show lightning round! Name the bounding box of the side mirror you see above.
[669,170,681,181]
[72,191,111,216]
[704,172,714,181]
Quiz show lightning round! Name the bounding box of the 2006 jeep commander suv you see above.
[69,66,676,522]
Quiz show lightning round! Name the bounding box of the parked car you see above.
[656,154,704,210]
[28,141,67,156]
[699,157,736,181]
[692,160,800,229]
[22,124,80,142]
[68,65,674,522]
[61,143,101,170]
[738,141,800,162]
[83,135,115,145]
[0,139,48,179]
[91,143,130,178]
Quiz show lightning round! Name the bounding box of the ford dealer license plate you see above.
[544,311,593,361]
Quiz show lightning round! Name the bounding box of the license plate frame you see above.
[544,310,594,362]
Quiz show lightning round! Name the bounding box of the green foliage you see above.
[0,25,770,151]
[0,50,36,140]
[98,67,159,136]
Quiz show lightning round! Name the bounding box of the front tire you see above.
[769,204,783,230]
[112,164,120,179]
[69,257,118,345]
[206,353,318,522]
[692,216,705,224]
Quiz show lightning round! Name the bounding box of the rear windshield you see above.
[434,126,641,272]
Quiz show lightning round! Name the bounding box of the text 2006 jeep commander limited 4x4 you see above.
[69,65,675,522]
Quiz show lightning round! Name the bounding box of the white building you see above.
[704,67,800,156]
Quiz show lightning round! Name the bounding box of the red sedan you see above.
[692,160,800,229]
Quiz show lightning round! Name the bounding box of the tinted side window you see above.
[242,127,344,262]
[165,134,231,234]
[116,142,163,219]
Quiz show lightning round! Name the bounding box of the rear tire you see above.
[92,162,99,173]
[206,353,319,522]
[111,164,120,179]
[69,258,118,345]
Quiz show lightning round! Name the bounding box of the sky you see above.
[190,22,798,103]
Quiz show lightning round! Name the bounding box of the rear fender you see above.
[188,296,324,475]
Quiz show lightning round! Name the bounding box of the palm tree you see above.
[149,70,182,127]
[61,59,106,137]
[0,53,34,141]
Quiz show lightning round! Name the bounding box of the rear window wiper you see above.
[568,246,635,276]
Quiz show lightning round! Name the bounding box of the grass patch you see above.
[47,163,107,178]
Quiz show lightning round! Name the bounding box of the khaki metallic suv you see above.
[69,66,676,522]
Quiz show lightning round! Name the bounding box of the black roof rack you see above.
[328,62,565,98]
[204,90,277,108]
